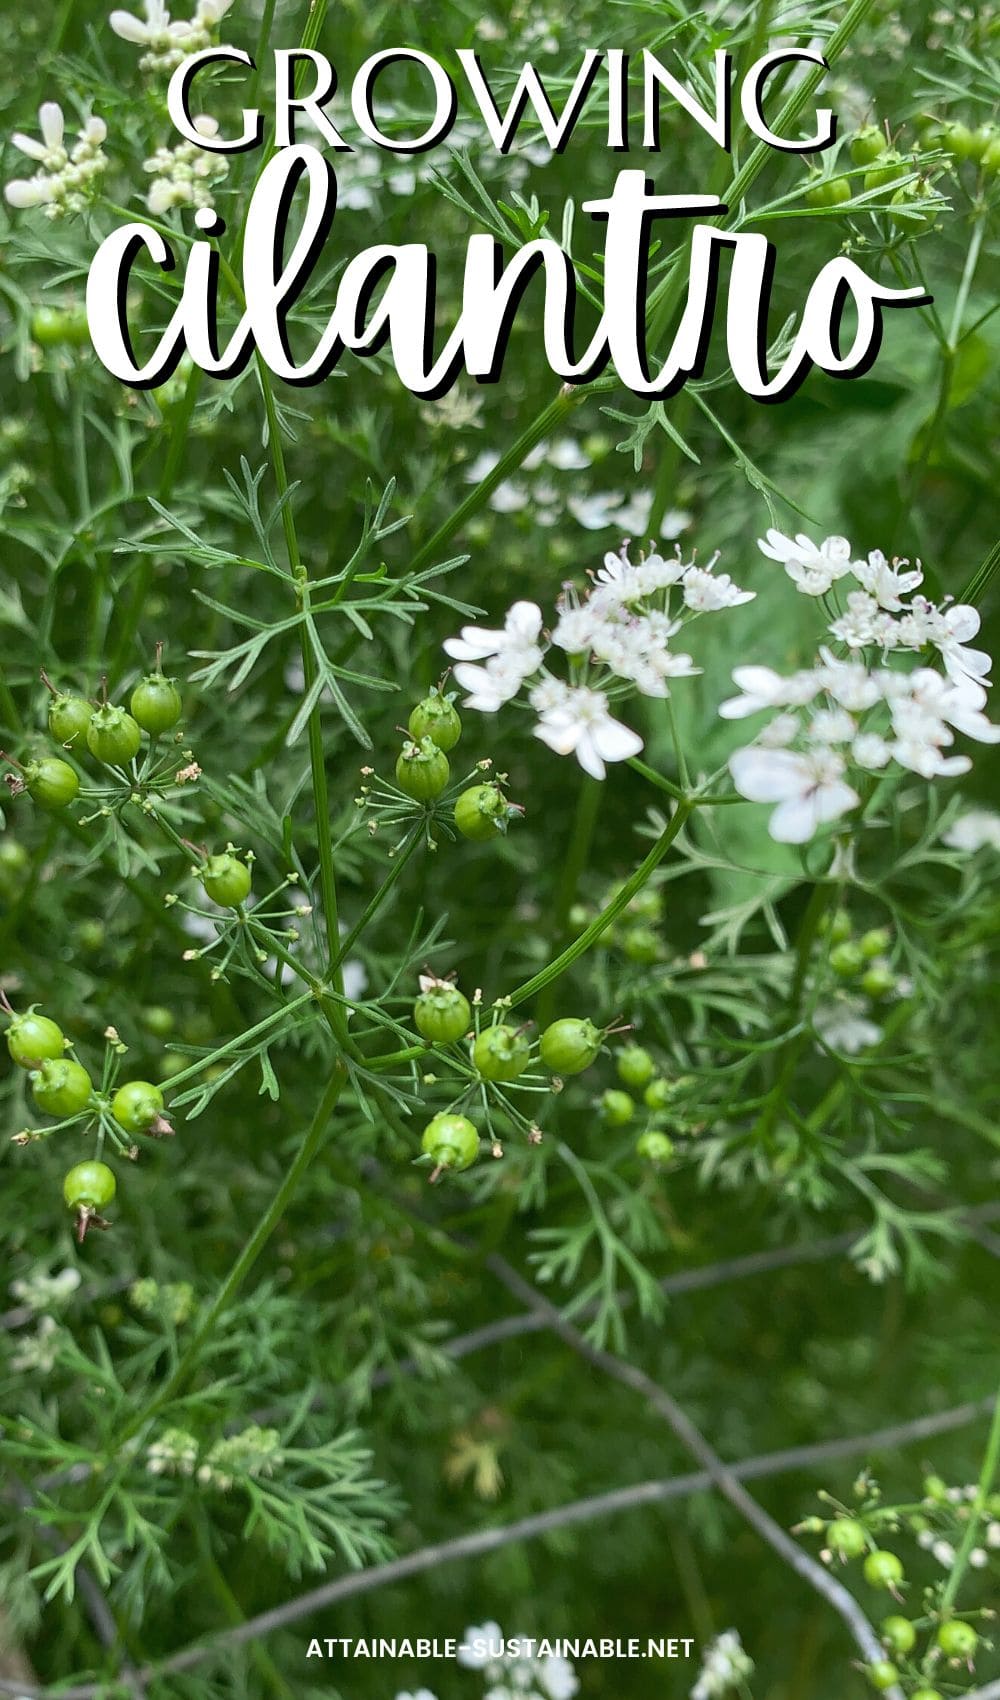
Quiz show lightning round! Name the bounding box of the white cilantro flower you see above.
[538,1654,578,1700]
[531,683,642,779]
[728,745,859,842]
[808,707,856,744]
[827,589,883,649]
[144,114,229,214]
[814,998,882,1054]
[691,1629,755,1699]
[851,548,923,610]
[458,1623,506,1672]
[718,665,820,718]
[758,529,853,595]
[852,731,892,769]
[445,601,544,711]
[110,0,235,73]
[942,808,1000,852]
[682,563,755,611]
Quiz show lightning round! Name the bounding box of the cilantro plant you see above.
[0,0,998,1697]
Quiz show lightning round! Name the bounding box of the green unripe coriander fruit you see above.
[0,839,30,896]
[454,782,514,842]
[622,924,661,964]
[201,853,251,908]
[967,123,997,162]
[25,756,79,809]
[420,1112,479,1174]
[643,1077,673,1112]
[880,1616,916,1656]
[396,737,450,802]
[32,1056,93,1117]
[539,1018,602,1076]
[821,907,853,944]
[617,1045,655,1089]
[939,119,980,160]
[861,965,895,1000]
[112,1080,168,1136]
[889,181,942,233]
[863,150,906,192]
[473,1023,531,1082]
[69,923,102,961]
[828,1517,868,1559]
[600,1089,635,1127]
[923,1473,949,1501]
[6,1009,65,1068]
[981,134,1000,175]
[47,693,94,749]
[64,1158,116,1240]
[851,125,888,165]
[140,1005,175,1039]
[64,1159,116,1211]
[860,927,891,959]
[830,940,865,978]
[407,690,461,752]
[868,1663,899,1692]
[32,305,90,347]
[863,1549,904,1590]
[936,1620,977,1659]
[86,704,142,766]
[910,1691,944,1700]
[130,674,182,735]
[806,174,851,207]
[637,1129,674,1163]
[413,981,471,1044]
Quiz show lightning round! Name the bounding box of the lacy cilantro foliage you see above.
[0,0,999,1696]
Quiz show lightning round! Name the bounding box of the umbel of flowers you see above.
[4,103,107,217]
[723,530,998,842]
[444,546,755,779]
[109,0,236,74]
[444,531,997,841]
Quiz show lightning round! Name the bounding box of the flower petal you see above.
[4,177,53,206]
[109,10,153,39]
[10,132,48,161]
[38,102,65,150]
[591,715,643,765]
[729,746,809,803]
[573,732,607,780]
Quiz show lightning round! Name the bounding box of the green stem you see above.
[161,996,312,1090]
[934,1380,1000,1626]
[408,388,581,574]
[0,661,23,734]
[748,879,837,1143]
[536,777,602,1029]
[256,370,344,998]
[192,1503,295,1700]
[508,801,693,1009]
[627,757,687,802]
[114,1066,347,1448]
[948,213,986,348]
[332,827,422,970]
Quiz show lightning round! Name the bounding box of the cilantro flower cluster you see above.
[690,1629,755,1699]
[146,1422,282,1489]
[443,545,755,779]
[3,102,107,217]
[143,114,229,213]
[110,0,236,74]
[723,530,998,843]
[457,1623,578,1700]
